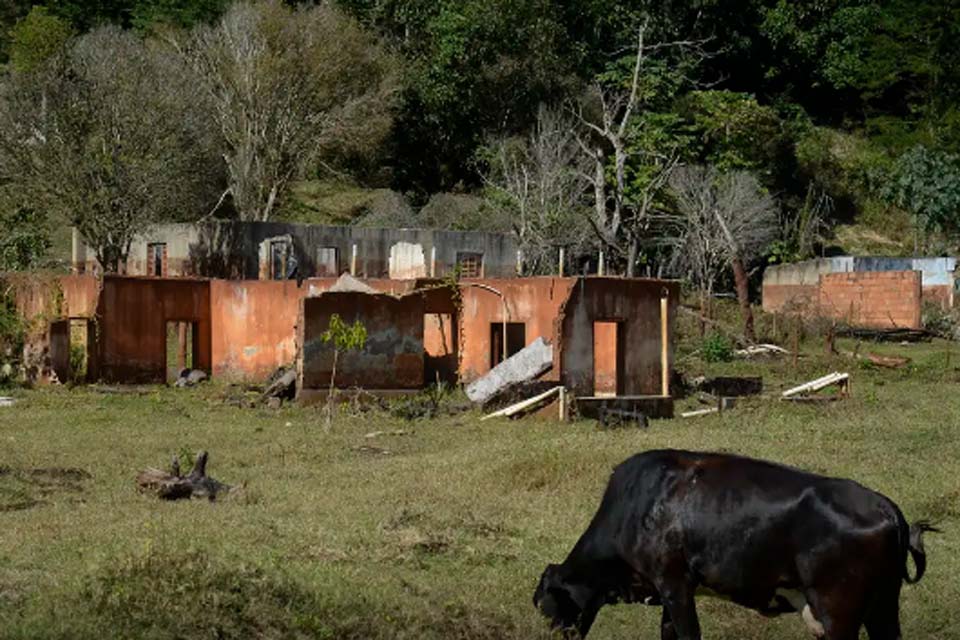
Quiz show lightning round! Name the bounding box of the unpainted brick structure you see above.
[818,271,922,329]
[763,256,955,315]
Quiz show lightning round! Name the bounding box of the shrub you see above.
[701,333,734,362]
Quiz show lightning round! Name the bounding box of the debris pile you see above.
[465,337,552,404]
[136,451,231,501]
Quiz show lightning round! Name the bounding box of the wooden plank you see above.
[480,386,563,421]
[681,407,718,418]
[782,372,849,398]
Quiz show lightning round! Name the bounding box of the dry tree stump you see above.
[136,451,230,501]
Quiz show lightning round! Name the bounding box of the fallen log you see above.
[136,451,230,501]
[839,350,910,369]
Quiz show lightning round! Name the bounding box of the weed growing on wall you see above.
[0,289,24,383]
[321,313,367,428]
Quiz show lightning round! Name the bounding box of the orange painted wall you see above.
[299,292,424,390]
[210,280,305,381]
[4,273,98,321]
[458,277,575,383]
[592,321,619,396]
[95,277,211,382]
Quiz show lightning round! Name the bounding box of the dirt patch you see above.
[0,466,91,511]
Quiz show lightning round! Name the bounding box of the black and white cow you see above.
[534,449,936,639]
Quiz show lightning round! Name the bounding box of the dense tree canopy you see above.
[0,0,958,275]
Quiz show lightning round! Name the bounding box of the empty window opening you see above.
[316,246,339,277]
[270,240,290,280]
[457,252,484,278]
[490,322,526,368]
[147,242,167,277]
[593,321,621,397]
[166,321,197,384]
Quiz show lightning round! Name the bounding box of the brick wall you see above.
[761,284,819,314]
[818,271,921,329]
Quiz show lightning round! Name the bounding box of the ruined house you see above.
[763,256,957,329]
[71,221,519,280]
[6,272,679,416]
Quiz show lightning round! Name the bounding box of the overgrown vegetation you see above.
[0,338,957,638]
[2,0,958,282]
[0,288,24,383]
[700,332,735,363]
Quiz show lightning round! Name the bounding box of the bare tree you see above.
[572,21,705,276]
[670,165,778,339]
[180,0,398,222]
[0,27,222,272]
[481,105,592,274]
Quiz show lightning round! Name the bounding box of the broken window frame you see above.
[456,252,484,278]
[316,246,339,277]
[147,242,167,277]
[490,322,526,368]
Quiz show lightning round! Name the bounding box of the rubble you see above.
[174,368,208,387]
[465,337,553,404]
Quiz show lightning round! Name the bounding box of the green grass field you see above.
[1,337,958,639]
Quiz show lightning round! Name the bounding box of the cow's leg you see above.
[660,607,677,640]
[864,588,902,640]
[805,587,864,640]
[657,583,701,640]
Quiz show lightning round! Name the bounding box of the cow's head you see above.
[533,564,599,638]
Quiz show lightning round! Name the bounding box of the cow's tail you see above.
[904,520,939,584]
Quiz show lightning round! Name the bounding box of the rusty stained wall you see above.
[210,277,459,383]
[95,277,211,382]
[4,273,99,321]
[210,279,305,381]
[298,291,425,391]
[458,277,576,384]
[560,278,679,397]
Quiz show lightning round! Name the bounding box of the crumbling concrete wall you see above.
[818,271,921,329]
[458,277,575,384]
[559,278,679,397]
[74,222,519,280]
[95,276,212,382]
[210,279,304,381]
[298,291,425,394]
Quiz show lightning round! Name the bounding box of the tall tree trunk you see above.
[698,289,707,338]
[731,256,755,342]
[626,239,638,278]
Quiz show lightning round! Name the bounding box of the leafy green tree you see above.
[0,208,52,271]
[131,0,230,30]
[321,313,367,426]
[0,27,223,272]
[879,145,960,250]
[7,6,73,72]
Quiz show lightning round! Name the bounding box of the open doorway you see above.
[593,321,621,397]
[424,312,459,384]
[165,321,198,384]
[490,322,526,368]
[68,318,89,382]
